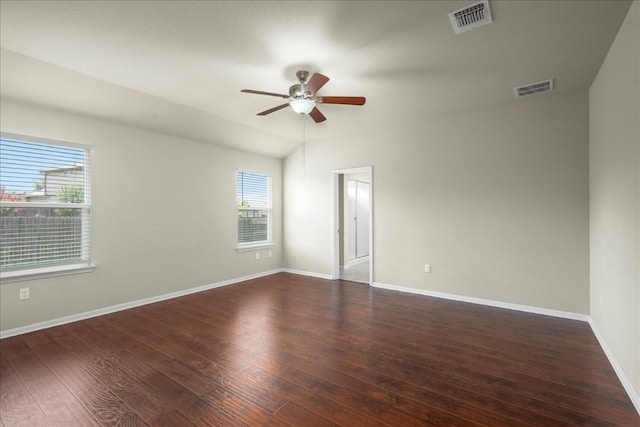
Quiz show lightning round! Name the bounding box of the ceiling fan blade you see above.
[305,73,330,95]
[309,107,327,123]
[241,89,289,99]
[257,103,290,116]
[317,96,366,105]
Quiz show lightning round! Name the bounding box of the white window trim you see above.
[1,132,91,151]
[236,242,274,252]
[0,262,95,283]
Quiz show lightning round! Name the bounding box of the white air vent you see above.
[514,79,554,97]
[449,0,492,34]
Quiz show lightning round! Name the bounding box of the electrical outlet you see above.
[268,250,272,258]
[255,252,260,260]
[19,288,30,300]
[599,295,603,306]
[424,264,431,273]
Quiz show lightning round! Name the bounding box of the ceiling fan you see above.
[241,71,366,123]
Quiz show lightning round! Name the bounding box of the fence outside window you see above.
[0,213,83,269]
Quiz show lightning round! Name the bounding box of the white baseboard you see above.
[372,281,589,321]
[0,269,283,339]
[588,319,640,414]
[282,269,333,280]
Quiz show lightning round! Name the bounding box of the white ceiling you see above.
[0,0,632,158]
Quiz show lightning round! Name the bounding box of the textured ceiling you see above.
[0,1,632,158]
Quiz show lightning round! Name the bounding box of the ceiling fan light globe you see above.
[290,99,315,115]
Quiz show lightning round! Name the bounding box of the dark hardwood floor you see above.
[1,272,638,426]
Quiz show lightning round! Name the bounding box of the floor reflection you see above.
[339,258,369,284]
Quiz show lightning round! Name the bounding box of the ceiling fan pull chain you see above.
[301,114,306,178]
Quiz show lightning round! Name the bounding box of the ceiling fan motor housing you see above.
[289,70,313,99]
[289,83,312,99]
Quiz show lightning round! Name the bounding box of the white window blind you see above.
[237,170,272,248]
[0,135,91,277]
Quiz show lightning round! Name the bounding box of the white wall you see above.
[1,85,593,332]
[284,90,590,314]
[590,0,640,397]
[0,98,283,332]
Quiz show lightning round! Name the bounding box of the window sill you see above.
[236,242,274,252]
[0,263,95,284]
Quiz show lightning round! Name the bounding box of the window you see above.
[236,170,272,249]
[0,134,92,281]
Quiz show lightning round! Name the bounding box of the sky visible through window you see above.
[0,137,84,193]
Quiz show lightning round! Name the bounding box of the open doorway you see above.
[332,167,373,285]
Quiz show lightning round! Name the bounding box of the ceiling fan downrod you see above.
[296,70,309,84]
[290,70,311,99]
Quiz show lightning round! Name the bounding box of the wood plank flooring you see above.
[1,272,638,426]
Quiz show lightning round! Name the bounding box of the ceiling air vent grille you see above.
[514,79,554,97]
[449,0,492,34]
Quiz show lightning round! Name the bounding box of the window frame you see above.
[236,169,273,251]
[0,132,94,283]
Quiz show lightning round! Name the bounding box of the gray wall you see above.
[0,98,283,331]
[284,91,590,314]
[590,0,640,395]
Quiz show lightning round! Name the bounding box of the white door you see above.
[356,181,370,258]
[346,180,357,261]
[346,179,370,261]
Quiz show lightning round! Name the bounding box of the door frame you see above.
[331,166,373,284]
